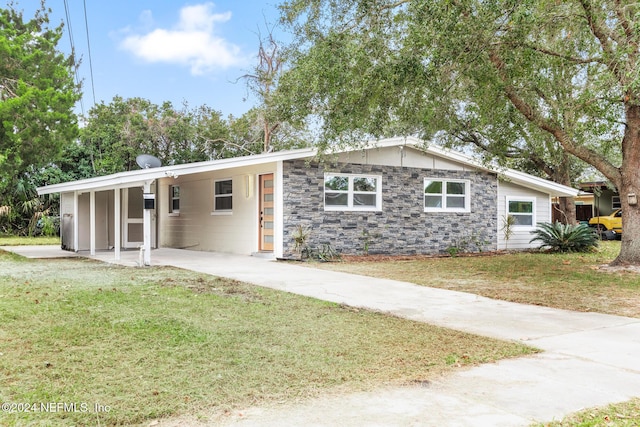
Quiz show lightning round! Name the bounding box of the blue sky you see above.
[19,1,285,118]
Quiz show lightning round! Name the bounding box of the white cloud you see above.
[120,3,247,75]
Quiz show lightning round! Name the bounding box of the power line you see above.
[82,0,96,107]
[62,0,84,116]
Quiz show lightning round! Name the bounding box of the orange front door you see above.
[259,174,274,251]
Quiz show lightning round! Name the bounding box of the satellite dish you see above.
[136,154,162,169]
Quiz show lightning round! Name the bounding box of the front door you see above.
[123,187,156,248]
[124,187,143,248]
[259,174,274,251]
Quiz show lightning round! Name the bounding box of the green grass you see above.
[0,235,60,246]
[536,398,640,426]
[314,242,640,426]
[0,251,535,426]
[318,241,640,318]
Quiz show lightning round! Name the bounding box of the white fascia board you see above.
[37,147,317,195]
[499,169,579,197]
[359,137,578,197]
[37,175,157,195]
[37,136,578,198]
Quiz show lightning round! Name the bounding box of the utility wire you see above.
[82,0,96,107]
[62,0,85,116]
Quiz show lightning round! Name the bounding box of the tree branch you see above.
[521,43,603,65]
[578,0,627,86]
[453,129,522,159]
[488,50,622,188]
[613,0,635,42]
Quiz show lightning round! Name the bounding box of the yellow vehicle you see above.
[588,209,622,238]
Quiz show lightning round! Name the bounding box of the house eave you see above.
[361,136,578,198]
[37,137,578,198]
[37,147,317,195]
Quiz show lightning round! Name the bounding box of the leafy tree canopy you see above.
[0,1,80,177]
[79,96,312,176]
[277,0,640,264]
[0,1,80,233]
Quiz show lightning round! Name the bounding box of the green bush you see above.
[530,222,599,253]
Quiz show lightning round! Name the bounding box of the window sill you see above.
[211,211,233,216]
[168,212,180,217]
[424,209,471,213]
[324,207,381,212]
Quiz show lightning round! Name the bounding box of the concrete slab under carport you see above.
[0,245,82,259]
[2,245,640,426]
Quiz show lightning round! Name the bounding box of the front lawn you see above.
[0,235,60,246]
[316,241,640,318]
[0,251,534,426]
[537,398,640,426]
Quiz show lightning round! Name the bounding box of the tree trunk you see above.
[612,105,640,265]
[553,154,577,225]
[555,197,577,225]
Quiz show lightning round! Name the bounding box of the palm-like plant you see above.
[530,222,599,253]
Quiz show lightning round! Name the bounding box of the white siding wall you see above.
[60,192,75,250]
[76,191,112,251]
[157,163,277,255]
[336,146,471,171]
[497,181,551,250]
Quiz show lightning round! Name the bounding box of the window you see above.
[213,179,233,212]
[507,197,535,227]
[612,195,621,209]
[423,179,470,212]
[169,185,180,214]
[324,173,381,211]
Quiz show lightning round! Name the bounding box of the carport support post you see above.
[114,188,121,261]
[143,181,152,266]
[90,190,96,256]
[73,191,79,252]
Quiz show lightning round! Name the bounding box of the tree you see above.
[0,1,80,234]
[239,24,313,153]
[240,25,286,153]
[278,0,640,265]
[80,96,278,174]
[80,97,233,174]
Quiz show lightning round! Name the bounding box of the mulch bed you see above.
[340,251,507,263]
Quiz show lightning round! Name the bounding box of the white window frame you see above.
[324,173,382,211]
[212,178,233,215]
[423,178,471,213]
[612,195,621,209]
[169,185,180,216]
[506,197,536,229]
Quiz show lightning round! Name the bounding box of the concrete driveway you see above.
[4,246,640,426]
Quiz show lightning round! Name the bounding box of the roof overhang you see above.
[366,137,579,198]
[37,137,578,198]
[37,147,317,195]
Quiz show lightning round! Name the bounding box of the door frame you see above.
[123,187,156,249]
[123,187,143,248]
[258,173,275,251]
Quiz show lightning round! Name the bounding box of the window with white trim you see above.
[612,195,621,209]
[169,185,180,214]
[506,197,535,227]
[423,179,470,212]
[213,179,233,212]
[324,173,382,211]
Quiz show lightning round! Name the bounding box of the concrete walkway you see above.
[4,246,640,426]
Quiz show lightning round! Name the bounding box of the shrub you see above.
[530,222,599,253]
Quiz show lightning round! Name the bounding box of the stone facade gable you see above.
[282,159,498,258]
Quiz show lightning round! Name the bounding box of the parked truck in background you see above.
[588,209,622,239]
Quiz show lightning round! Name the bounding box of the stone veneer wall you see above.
[282,160,498,258]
